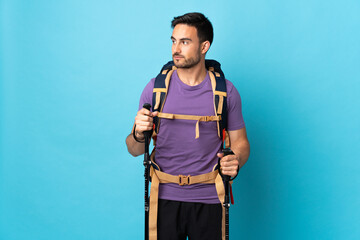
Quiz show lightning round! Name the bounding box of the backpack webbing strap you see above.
[206,60,228,140]
[153,68,174,110]
[152,65,177,135]
[209,70,229,148]
[157,112,221,139]
[215,173,227,240]
[148,165,227,240]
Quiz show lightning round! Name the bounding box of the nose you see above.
[173,42,181,54]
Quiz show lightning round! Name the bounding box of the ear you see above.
[201,41,211,54]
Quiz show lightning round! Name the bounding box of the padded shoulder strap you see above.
[152,61,177,133]
[206,59,225,78]
[206,60,228,141]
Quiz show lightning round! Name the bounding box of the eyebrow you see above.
[171,36,192,41]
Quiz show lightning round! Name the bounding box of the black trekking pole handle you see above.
[143,103,152,168]
[222,148,234,240]
[143,103,152,167]
[143,103,152,240]
[143,103,153,142]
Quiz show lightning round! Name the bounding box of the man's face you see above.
[171,24,202,69]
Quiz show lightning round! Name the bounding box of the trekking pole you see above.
[222,148,234,240]
[142,103,152,240]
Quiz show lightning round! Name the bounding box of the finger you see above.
[220,158,239,168]
[135,120,151,129]
[220,154,237,163]
[221,163,238,173]
[217,152,224,158]
[134,116,154,132]
[138,112,152,120]
[136,113,154,122]
[221,169,237,178]
[136,120,153,129]
[152,111,159,117]
[140,108,152,116]
[137,115,153,122]
[219,156,231,166]
[136,125,153,132]
[221,163,238,170]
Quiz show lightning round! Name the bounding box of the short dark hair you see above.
[171,12,214,45]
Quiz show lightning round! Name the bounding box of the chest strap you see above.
[148,164,229,240]
[157,112,221,139]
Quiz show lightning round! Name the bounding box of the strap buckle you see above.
[201,116,211,122]
[178,175,190,186]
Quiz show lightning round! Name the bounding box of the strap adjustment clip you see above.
[178,175,191,185]
[204,116,210,121]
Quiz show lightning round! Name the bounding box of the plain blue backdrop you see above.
[1,0,359,239]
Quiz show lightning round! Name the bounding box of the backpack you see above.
[146,60,234,240]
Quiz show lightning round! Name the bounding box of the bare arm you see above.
[218,127,250,177]
[125,108,158,157]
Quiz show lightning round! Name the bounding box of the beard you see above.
[173,50,201,69]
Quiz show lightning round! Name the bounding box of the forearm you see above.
[232,139,250,169]
[125,133,146,157]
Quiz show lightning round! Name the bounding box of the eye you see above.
[182,41,188,45]
[172,39,176,44]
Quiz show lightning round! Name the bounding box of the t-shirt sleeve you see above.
[226,79,246,131]
[138,78,155,111]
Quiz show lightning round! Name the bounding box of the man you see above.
[126,12,250,240]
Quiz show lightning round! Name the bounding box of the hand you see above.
[134,108,158,140]
[217,152,239,178]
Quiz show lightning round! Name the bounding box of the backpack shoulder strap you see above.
[206,60,228,145]
[152,61,177,133]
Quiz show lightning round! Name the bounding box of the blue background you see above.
[1,0,359,239]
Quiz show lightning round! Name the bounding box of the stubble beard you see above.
[173,50,201,69]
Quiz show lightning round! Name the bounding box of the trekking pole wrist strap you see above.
[133,125,145,143]
[229,165,240,181]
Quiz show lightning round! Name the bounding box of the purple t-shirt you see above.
[138,70,245,204]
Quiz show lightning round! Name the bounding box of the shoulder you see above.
[225,79,235,91]
[224,78,245,130]
[142,78,156,95]
[146,77,156,90]
[224,78,242,108]
[138,78,156,110]
[225,79,239,97]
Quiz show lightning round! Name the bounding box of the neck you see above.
[176,59,207,86]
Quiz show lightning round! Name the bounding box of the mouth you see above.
[173,55,183,60]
